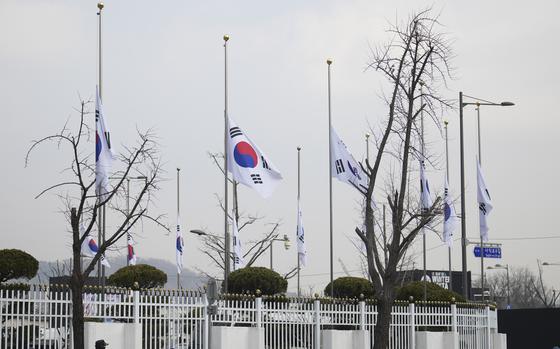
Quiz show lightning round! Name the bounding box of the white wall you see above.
[210,326,264,349]
[322,330,370,349]
[84,322,141,349]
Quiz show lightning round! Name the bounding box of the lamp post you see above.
[458,92,514,300]
[487,264,510,307]
[270,235,291,271]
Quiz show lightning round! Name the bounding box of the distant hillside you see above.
[32,257,208,290]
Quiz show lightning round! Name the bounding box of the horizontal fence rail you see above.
[1,286,497,349]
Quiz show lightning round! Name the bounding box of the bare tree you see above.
[356,10,453,349]
[486,264,559,309]
[26,100,167,349]
[194,153,295,281]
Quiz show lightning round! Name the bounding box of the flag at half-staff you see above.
[95,85,114,201]
[419,159,433,210]
[226,117,283,198]
[80,223,110,268]
[477,161,493,242]
[232,215,245,270]
[127,233,137,265]
[296,198,307,267]
[443,176,458,246]
[176,217,184,274]
[330,127,368,193]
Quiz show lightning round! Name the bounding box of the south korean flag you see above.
[330,127,369,193]
[226,117,283,198]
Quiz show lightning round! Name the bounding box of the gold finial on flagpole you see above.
[326,59,333,65]
[223,34,230,42]
[97,2,104,11]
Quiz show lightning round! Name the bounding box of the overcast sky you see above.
[1,0,559,294]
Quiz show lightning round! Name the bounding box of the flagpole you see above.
[126,178,130,266]
[96,1,104,288]
[327,59,334,297]
[445,120,453,293]
[477,103,485,302]
[297,146,302,298]
[420,81,427,303]
[177,168,181,289]
[223,34,231,293]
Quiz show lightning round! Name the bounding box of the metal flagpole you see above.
[327,59,334,297]
[126,178,130,266]
[459,91,469,300]
[297,146,302,298]
[420,82,427,303]
[444,121,453,293]
[223,34,231,293]
[96,1,104,287]
[476,103,485,302]
[177,168,181,289]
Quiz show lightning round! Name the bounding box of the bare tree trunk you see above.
[71,208,85,349]
[374,296,393,349]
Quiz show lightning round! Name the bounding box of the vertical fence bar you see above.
[359,300,365,331]
[313,299,320,349]
[409,301,416,349]
[256,297,262,329]
[486,305,491,349]
[451,302,458,349]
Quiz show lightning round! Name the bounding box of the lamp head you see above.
[190,229,206,236]
[500,101,515,106]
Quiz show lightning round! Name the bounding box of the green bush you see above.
[108,264,167,289]
[396,281,466,302]
[324,277,375,299]
[0,249,39,283]
[227,267,287,295]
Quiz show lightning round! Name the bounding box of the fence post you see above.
[359,300,366,331]
[255,296,262,328]
[409,297,416,349]
[485,304,491,349]
[314,297,321,349]
[204,295,209,349]
[451,299,458,349]
[133,290,140,324]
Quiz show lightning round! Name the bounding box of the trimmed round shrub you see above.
[0,249,39,283]
[396,281,466,302]
[227,267,287,295]
[108,264,167,289]
[324,277,375,299]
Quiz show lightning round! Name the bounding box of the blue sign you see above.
[474,246,502,259]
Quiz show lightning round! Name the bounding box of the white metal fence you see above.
[0,286,497,349]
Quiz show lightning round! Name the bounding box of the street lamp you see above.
[487,263,510,307]
[189,229,224,240]
[542,262,560,266]
[458,91,515,300]
[270,234,290,271]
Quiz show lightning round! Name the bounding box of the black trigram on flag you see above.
[335,159,345,174]
[261,156,269,170]
[479,203,488,215]
[250,174,263,184]
[229,127,243,138]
